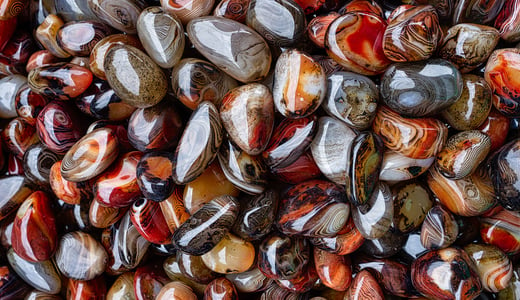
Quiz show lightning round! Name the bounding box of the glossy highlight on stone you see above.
[0,175,34,222]
[49,161,92,205]
[464,243,513,293]
[7,249,61,295]
[233,189,278,241]
[88,0,145,34]
[485,48,520,117]
[161,0,215,25]
[57,21,112,57]
[130,198,171,244]
[481,209,520,255]
[393,182,433,233]
[257,233,310,280]
[136,151,175,202]
[344,269,384,300]
[201,233,255,274]
[351,182,393,240]
[28,63,93,101]
[490,138,520,210]
[379,151,434,183]
[314,248,352,291]
[420,205,459,250]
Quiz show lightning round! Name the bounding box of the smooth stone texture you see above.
[372,105,448,159]
[159,186,190,233]
[346,131,383,207]
[107,272,136,300]
[28,63,93,101]
[274,264,319,293]
[0,265,30,299]
[49,161,92,205]
[439,24,500,73]
[36,14,71,58]
[310,216,365,255]
[485,48,520,117]
[411,247,482,300]
[233,189,278,241]
[272,49,326,118]
[11,191,57,263]
[481,209,520,255]
[314,248,351,291]
[54,0,99,22]
[22,144,61,187]
[307,12,340,48]
[436,130,491,179]
[7,249,61,294]
[344,270,384,300]
[359,226,407,258]
[428,166,496,216]
[380,59,463,117]
[246,0,306,47]
[0,176,34,222]
[442,74,492,130]
[161,0,215,25]
[0,75,27,119]
[104,44,167,108]
[130,198,172,244]
[172,195,239,255]
[89,34,143,80]
[187,16,271,83]
[173,101,223,184]
[490,138,520,210]
[257,233,310,280]
[213,0,251,22]
[379,151,435,183]
[464,243,513,293]
[88,0,145,34]
[277,179,349,238]
[262,116,317,170]
[3,117,39,159]
[310,116,357,185]
[392,182,433,233]
[323,71,378,130]
[15,82,47,125]
[57,21,111,57]
[494,0,520,42]
[226,268,271,293]
[383,5,441,62]
[61,128,119,182]
[177,251,217,284]
[420,206,459,250]
[136,151,175,202]
[137,6,185,68]
[201,233,255,274]
[89,198,125,229]
[133,263,170,300]
[204,278,239,300]
[156,281,197,300]
[269,150,322,184]
[171,58,237,110]
[67,277,107,300]
[351,183,393,240]
[217,139,268,194]
[325,11,391,75]
[452,0,505,24]
[220,83,274,155]
[55,231,107,280]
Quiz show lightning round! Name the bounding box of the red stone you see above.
[314,248,352,291]
[130,198,172,244]
[66,276,107,300]
[134,263,170,300]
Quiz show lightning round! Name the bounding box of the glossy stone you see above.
[89,34,143,80]
[272,49,326,118]
[307,12,340,48]
[130,198,171,244]
[161,0,215,25]
[6,153,23,176]
[325,11,390,75]
[0,16,16,51]
[452,0,505,24]
[89,198,126,229]
[0,0,25,19]
[258,233,310,280]
[270,150,322,184]
[379,151,434,183]
[171,58,237,110]
[420,205,458,250]
[485,48,520,117]
[246,0,306,47]
[214,0,251,22]
[57,21,111,57]
[220,84,273,156]
[173,101,223,184]
[310,216,365,255]
[104,45,167,108]
[218,139,268,194]
[172,195,239,255]
[372,105,448,159]
[351,183,393,240]
[134,263,170,300]
[490,138,520,210]
[339,0,384,15]
[383,5,441,62]
[183,161,239,214]
[25,290,62,300]
[61,127,119,182]
[226,268,272,293]
[277,179,349,238]
[36,15,71,58]
[347,131,383,207]
[2,117,39,159]
[11,191,56,263]
[102,213,150,274]
[411,247,482,300]
[15,84,48,125]
[7,249,61,295]
[107,272,136,300]
[136,151,175,202]
[428,166,496,216]
[26,50,62,73]
[314,248,351,291]
[275,263,319,293]
[93,151,142,207]
[36,101,85,155]
[75,78,135,121]
[380,59,463,117]
[464,243,513,293]
[359,226,407,258]
[344,270,384,300]
[23,144,60,187]
[262,116,317,171]
[233,190,278,241]
[156,281,197,300]
[28,63,93,101]
[177,251,217,284]
[49,161,92,205]
[392,182,433,233]
[88,0,145,34]
[67,276,107,300]
[310,116,356,185]
[0,75,28,119]
[439,24,499,74]
[0,176,34,222]
[494,0,520,42]
[0,29,36,75]
[187,16,271,83]
[201,233,255,274]
[259,284,304,299]
[55,231,107,280]
[479,109,510,152]
[481,209,520,255]
[0,265,30,299]
[137,6,184,68]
